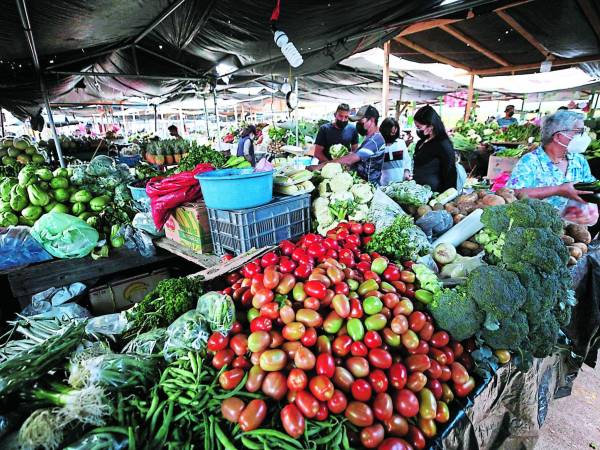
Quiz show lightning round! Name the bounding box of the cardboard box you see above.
[164,202,213,253]
[89,268,169,315]
[486,155,519,181]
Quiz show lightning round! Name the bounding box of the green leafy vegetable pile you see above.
[366,214,431,262]
[382,180,432,206]
[176,142,227,172]
[124,277,204,339]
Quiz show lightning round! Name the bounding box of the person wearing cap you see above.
[313,103,359,162]
[497,105,518,127]
[379,117,412,185]
[309,105,386,185]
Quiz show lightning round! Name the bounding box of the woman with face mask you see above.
[237,124,257,166]
[412,105,457,193]
[506,111,598,223]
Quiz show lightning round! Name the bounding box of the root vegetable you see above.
[561,235,575,245]
[453,214,464,224]
[567,246,583,259]
[433,243,457,265]
[572,242,588,254]
[416,205,432,217]
[459,241,479,251]
[457,202,478,216]
[568,256,577,266]
[481,194,505,207]
[566,224,591,244]
[457,193,478,204]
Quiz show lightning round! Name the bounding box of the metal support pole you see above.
[0,108,4,137]
[16,0,65,167]
[295,80,299,148]
[213,91,221,150]
[179,108,184,135]
[382,41,391,117]
[153,104,157,133]
[203,96,210,138]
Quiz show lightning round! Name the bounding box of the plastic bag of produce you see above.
[415,210,454,240]
[561,200,599,226]
[30,212,98,259]
[196,291,235,335]
[0,225,52,272]
[122,225,156,257]
[63,433,128,450]
[146,163,214,229]
[122,328,167,356]
[132,212,164,237]
[440,253,486,279]
[367,188,406,231]
[85,313,128,337]
[163,310,210,362]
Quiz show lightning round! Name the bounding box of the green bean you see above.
[204,415,210,450]
[92,426,129,435]
[188,351,198,375]
[171,367,196,381]
[213,420,236,450]
[241,436,263,450]
[342,427,351,450]
[149,400,166,434]
[313,427,341,445]
[243,430,303,448]
[145,390,161,421]
[128,426,136,450]
[154,401,174,445]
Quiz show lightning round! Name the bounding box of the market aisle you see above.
[537,356,600,449]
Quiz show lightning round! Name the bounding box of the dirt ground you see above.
[536,357,600,450]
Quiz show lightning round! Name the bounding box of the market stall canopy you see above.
[391,0,600,76]
[0,0,532,118]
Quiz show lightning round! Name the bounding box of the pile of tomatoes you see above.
[208,222,476,450]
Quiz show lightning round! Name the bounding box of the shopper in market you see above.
[308,105,386,185]
[497,105,518,127]
[168,124,182,139]
[379,117,412,185]
[312,103,359,162]
[412,105,457,192]
[506,110,598,224]
[236,124,257,166]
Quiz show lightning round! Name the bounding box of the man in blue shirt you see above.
[313,103,359,161]
[309,105,386,185]
[497,105,518,128]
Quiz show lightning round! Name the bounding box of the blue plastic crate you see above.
[207,194,311,255]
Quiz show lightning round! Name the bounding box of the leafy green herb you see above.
[366,214,431,262]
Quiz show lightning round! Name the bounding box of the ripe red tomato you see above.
[301,327,317,347]
[316,353,335,378]
[362,223,375,235]
[368,369,388,393]
[373,392,394,421]
[295,390,319,418]
[364,331,382,349]
[360,423,385,449]
[309,375,335,401]
[238,399,267,431]
[229,334,248,356]
[207,332,229,352]
[287,368,308,391]
[351,379,372,401]
[394,389,419,417]
[350,341,368,357]
[350,222,363,235]
[242,262,261,278]
[219,368,245,390]
[388,362,408,389]
[345,401,374,427]
[368,348,393,369]
[280,404,305,438]
[315,402,329,421]
[327,389,348,414]
[303,280,327,299]
[279,240,296,256]
[250,316,272,332]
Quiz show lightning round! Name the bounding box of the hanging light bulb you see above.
[273,30,303,68]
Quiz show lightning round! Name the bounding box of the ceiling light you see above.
[274,30,303,68]
[440,0,461,5]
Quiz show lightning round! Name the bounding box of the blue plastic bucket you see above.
[128,183,151,212]
[196,169,274,210]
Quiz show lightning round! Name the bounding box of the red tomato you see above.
[279,257,297,274]
[350,222,363,235]
[333,366,355,392]
[301,327,318,347]
[316,402,329,421]
[427,379,443,400]
[295,390,319,418]
[261,372,288,400]
[294,264,312,279]
[373,392,394,421]
[368,369,389,393]
[307,242,326,258]
[221,253,234,262]
[287,368,308,391]
[316,353,335,378]
[243,262,262,278]
[303,280,326,299]
[279,240,296,256]
[394,389,419,417]
[405,354,431,372]
[250,316,272,333]
[350,341,368,357]
[309,375,335,401]
[338,249,355,268]
[219,368,245,390]
[252,288,274,309]
[364,331,382,349]
[351,379,372,401]
[408,311,427,332]
[280,404,305,438]
[332,335,353,357]
[357,261,371,273]
[378,438,412,450]
[360,423,385,448]
[368,348,393,369]
[238,399,267,431]
[362,223,375,235]
[232,356,250,369]
[430,331,450,348]
[303,233,321,246]
[408,425,426,449]
[260,302,279,320]
[229,334,248,356]
[291,247,306,262]
[303,296,321,311]
[334,282,350,296]
[382,265,401,282]
[349,298,364,318]
[207,332,229,352]
[327,389,348,414]
[345,401,374,427]
[346,234,361,247]
[426,360,443,379]
[388,363,408,389]
[418,322,434,341]
[346,356,370,378]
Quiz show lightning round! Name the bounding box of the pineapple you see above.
[173,143,182,164]
[164,141,174,165]
[145,144,155,164]
[154,145,165,166]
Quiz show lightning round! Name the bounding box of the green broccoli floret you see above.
[502,227,569,274]
[481,310,529,351]
[428,287,484,341]
[481,197,563,234]
[466,266,526,331]
[528,313,561,358]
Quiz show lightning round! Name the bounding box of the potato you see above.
[416,205,432,217]
[433,202,444,211]
[561,235,575,245]
[457,193,478,204]
[445,205,460,215]
[453,214,465,224]
[457,201,478,215]
[566,224,592,244]
[572,242,588,254]
[567,245,583,259]
[496,188,518,203]
[481,194,506,207]
[460,240,480,250]
[568,256,578,266]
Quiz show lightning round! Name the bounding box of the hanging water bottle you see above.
[273,30,304,68]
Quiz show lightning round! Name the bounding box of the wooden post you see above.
[382,41,391,117]
[179,107,184,135]
[464,73,475,121]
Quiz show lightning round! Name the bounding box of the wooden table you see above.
[7,247,177,308]
[155,238,221,268]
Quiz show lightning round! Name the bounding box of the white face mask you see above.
[559,132,591,153]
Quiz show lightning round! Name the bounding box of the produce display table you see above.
[7,247,179,309]
[155,237,221,268]
[432,244,600,449]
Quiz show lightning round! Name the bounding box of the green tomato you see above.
[363,296,383,315]
[346,318,365,342]
[365,314,387,331]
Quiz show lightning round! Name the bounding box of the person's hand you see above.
[559,182,592,203]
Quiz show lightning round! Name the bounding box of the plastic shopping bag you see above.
[30,212,99,259]
[146,163,214,229]
[0,226,52,272]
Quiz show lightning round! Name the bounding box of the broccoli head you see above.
[502,227,568,274]
[480,310,529,351]
[480,197,563,234]
[428,287,484,341]
[528,313,561,358]
[466,266,526,331]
